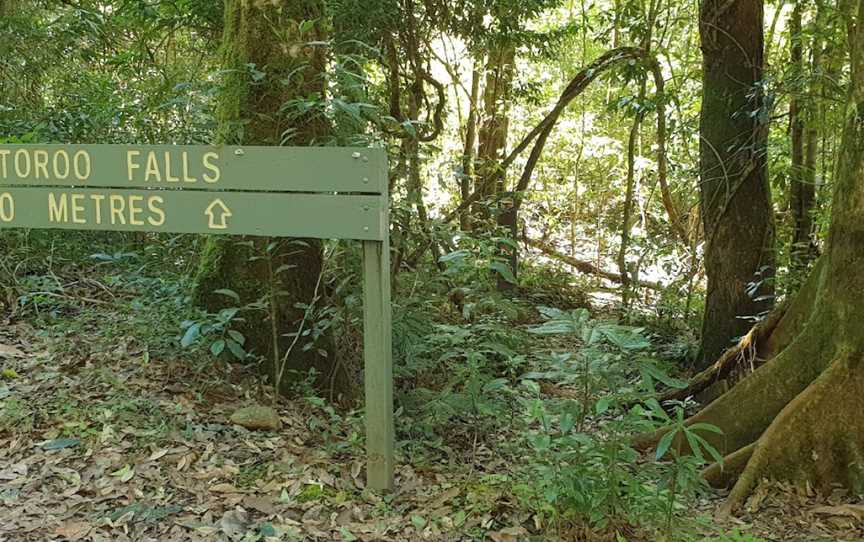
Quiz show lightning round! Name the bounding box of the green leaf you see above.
[482,378,509,393]
[401,120,417,138]
[684,430,705,462]
[218,307,239,321]
[228,330,246,345]
[689,422,724,434]
[181,323,201,348]
[259,522,278,537]
[41,438,80,450]
[226,339,246,360]
[597,324,650,350]
[299,19,316,34]
[644,398,670,421]
[110,464,135,483]
[210,340,226,357]
[520,371,553,380]
[559,412,575,434]
[494,236,519,249]
[527,321,577,335]
[691,433,725,465]
[489,261,517,284]
[595,397,611,415]
[439,249,469,263]
[537,306,568,320]
[655,431,675,460]
[641,363,688,389]
[279,489,291,504]
[521,380,541,395]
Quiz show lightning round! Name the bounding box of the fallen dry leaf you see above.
[0,343,24,357]
[54,520,91,541]
[812,503,864,520]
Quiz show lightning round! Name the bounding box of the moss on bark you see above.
[193,0,353,398]
[723,351,864,511]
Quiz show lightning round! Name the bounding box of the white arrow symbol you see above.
[205,198,233,230]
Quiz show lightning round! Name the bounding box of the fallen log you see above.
[525,238,663,291]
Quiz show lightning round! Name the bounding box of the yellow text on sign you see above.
[47,192,166,227]
[0,148,223,187]
[0,149,92,181]
[0,193,14,222]
[126,151,221,185]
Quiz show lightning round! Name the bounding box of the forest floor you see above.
[1,255,863,541]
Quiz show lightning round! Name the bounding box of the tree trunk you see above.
[789,0,805,253]
[193,0,350,398]
[641,0,864,510]
[789,0,819,279]
[476,44,517,289]
[618,95,646,309]
[475,45,516,221]
[697,0,775,369]
[461,63,481,232]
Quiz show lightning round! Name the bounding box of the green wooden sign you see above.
[0,144,386,193]
[0,187,386,240]
[0,144,395,491]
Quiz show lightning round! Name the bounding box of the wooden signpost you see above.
[0,144,395,491]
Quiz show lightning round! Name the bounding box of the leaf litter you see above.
[0,320,536,541]
[1,312,863,541]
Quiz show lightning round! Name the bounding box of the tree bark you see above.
[461,62,481,232]
[193,0,349,398]
[640,0,864,510]
[476,45,516,216]
[697,0,775,369]
[475,45,517,289]
[618,107,644,309]
[790,0,821,277]
[789,0,806,254]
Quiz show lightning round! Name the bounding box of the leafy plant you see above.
[180,289,247,361]
[515,308,713,533]
[438,233,520,288]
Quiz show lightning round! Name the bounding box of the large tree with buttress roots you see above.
[639,0,864,512]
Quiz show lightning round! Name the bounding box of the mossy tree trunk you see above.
[194,0,352,399]
[478,45,517,291]
[476,46,516,206]
[697,0,776,369]
[642,0,864,510]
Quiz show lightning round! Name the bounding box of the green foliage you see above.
[514,310,711,532]
[390,277,717,536]
[180,303,248,361]
[398,315,528,445]
[0,396,34,433]
[439,233,522,293]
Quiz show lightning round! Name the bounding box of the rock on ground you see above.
[229,405,283,431]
